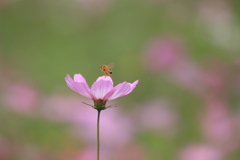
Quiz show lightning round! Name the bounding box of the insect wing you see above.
[107,63,114,69]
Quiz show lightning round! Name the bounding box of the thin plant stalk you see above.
[97,110,101,160]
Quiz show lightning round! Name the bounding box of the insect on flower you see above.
[99,63,114,77]
[65,74,139,110]
[64,71,139,160]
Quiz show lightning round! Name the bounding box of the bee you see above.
[99,63,114,77]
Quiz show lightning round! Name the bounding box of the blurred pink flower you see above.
[200,97,239,153]
[114,143,147,160]
[170,60,204,93]
[70,106,134,149]
[72,144,147,160]
[197,0,239,50]
[76,0,112,14]
[197,0,232,25]
[16,144,52,160]
[142,36,186,72]
[133,99,178,136]
[202,60,229,96]
[41,94,134,149]
[73,148,110,160]
[0,137,12,160]
[142,36,205,93]
[234,108,240,136]
[178,144,223,160]
[65,74,138,110]
[40,95,87,123]
[234,59,240,95]
[0,137,51,160]
[1,83,39,114]
[0,0,20,9]
[146,0,170,3]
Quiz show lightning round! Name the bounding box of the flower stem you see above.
[97,110,101,160]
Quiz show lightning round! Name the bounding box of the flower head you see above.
[65,74,138,110]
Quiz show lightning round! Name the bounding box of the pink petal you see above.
[96,76,113,83]
[65,74,92,98]
[107,82,131,100]
[102,87,116,100]
[91,76,114,99]
[107,80,139,100]
[65,75,78,92]
[127,80,139,94]
[74,74,87,83]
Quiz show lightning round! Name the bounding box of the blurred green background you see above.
[0,0,240,160]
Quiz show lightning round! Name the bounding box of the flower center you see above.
[93,99,107,111]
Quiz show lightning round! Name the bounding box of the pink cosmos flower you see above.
[65,74,138,109]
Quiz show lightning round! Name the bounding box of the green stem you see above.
[97,110,101,160]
